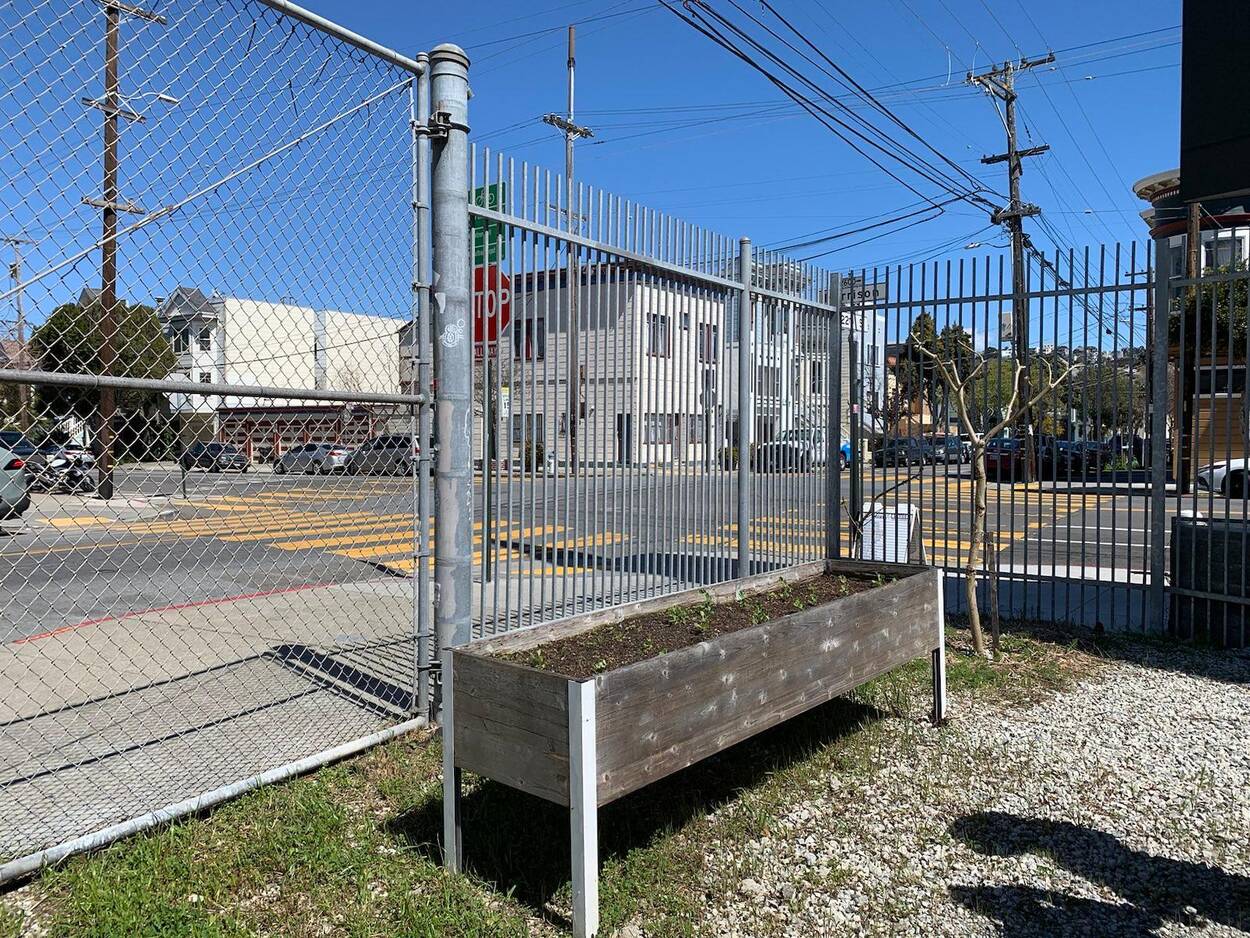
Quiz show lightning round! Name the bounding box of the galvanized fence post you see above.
[737,237,753,579]
[411,52,434,718]
[1148,238,1170,635]
[430,43,473,719]
[826,273,842,561]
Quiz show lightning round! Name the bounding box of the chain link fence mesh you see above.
[1,0,428,866]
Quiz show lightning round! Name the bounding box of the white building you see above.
[464,264,884,467]
[158,287,404,455]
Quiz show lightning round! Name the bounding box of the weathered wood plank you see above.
[452,652,572,805]
[593,568,941,804]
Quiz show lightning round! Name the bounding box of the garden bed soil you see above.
[498,572,888,680]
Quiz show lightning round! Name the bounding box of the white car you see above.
[0,442,31,520]
[1196,459,1250,497]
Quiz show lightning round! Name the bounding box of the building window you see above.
[1204,235,1245,271]
[697,323,719,363]
[680,312,691,330]
[513,316,546,360]
[198,326,212,352]
[644,413,675,444]
[170,327,188,355]
[199,371,213,383]
[755,365,782,398]
[646,313,671,357]
[688,413,707,443]
[511,412,544,445]
[811,360,824,395]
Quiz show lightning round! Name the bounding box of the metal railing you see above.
[466,145,843,635]
[6,0,1248,887]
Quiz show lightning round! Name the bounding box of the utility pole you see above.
[968,53,1054,478]
[4,235,35,431]
[83,0,163,499]
[542,26,593,475]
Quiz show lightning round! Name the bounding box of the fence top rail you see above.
[0,368,424,407]
[255,0,427,74]
[468,145,840,311]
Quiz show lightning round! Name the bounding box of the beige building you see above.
[159,287,404,456]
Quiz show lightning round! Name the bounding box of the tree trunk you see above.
[965,445,990,658]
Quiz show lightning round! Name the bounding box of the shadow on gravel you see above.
[967,616,1250,687]
[385,695,890,928]
[950,811,1250,933]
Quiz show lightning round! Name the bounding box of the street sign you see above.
[840,278,886,309]
[999,309,1014,342]
[472,183,506,266]
[473,264,511,359]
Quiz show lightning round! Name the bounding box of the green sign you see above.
[472,183,506,266]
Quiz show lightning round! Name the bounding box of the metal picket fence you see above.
[6,0,1248,889]
[467,145,844,636]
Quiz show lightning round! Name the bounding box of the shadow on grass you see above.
[385,694,891,925]
[950,811,1250,934]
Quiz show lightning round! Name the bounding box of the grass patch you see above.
[4,625,1100,937]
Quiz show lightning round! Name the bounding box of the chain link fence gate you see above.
[0,0,442,878]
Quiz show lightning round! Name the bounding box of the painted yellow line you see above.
[320,528,557,559]
[44,516,116,528]
[538,532,629,549]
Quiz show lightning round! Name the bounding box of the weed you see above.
[748,599,768,626]
[592,658,609,674]
[666,605,692,628]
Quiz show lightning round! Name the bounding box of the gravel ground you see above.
[700,641,1250,937]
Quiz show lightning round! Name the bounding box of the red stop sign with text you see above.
[474,264,512,358]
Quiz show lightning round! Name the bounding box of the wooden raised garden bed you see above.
[442,558,946,937]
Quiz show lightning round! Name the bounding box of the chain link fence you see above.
[1,0,433,874]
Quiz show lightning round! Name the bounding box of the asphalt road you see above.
[0,461,1242,644]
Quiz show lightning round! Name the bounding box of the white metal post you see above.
[568,679,599,938]
[933,570,948,724]
[441,649,463,871]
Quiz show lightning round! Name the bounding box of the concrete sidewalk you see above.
[0,567,676,861]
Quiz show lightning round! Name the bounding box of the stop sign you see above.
[474,264,511,357]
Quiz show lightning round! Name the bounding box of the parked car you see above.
[273,442,352,475]
[346,434,418,476]
[1197,459,1250,498]
[930,434,970,464]
[0,441,31,520]
[0,430,37,460]
[984,437,1029,482]
[872,437,933,467]
[1039,438,1110,478]
[751,429,845,472]
[180,442,250,473]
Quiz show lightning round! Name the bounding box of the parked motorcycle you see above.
[29,449,96,495]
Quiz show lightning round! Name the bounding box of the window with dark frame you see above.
[646,313,671,357]
[512,315,546,360]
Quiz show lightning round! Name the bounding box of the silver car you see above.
[273,442,352,475]
[346,434,417,476]
[0,443,31,520]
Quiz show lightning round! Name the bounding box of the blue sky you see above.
[1,0,1180,347]
[312,0,1181,268]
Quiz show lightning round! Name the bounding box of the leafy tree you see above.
[1067,362,1147,437]
[30,300,175,418]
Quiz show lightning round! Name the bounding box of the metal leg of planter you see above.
[442,650,463,872]
[568,680,599,938]
[932,570,948,725]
